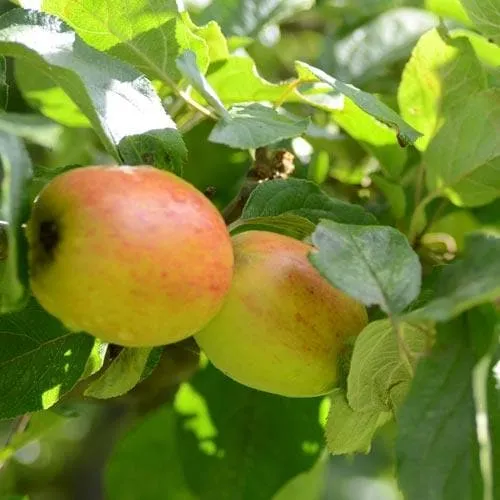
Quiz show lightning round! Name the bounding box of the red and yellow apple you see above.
[26,165,234,347]
[195,230,368,397]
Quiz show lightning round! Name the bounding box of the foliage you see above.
[0,0,498,499]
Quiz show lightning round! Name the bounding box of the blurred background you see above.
[0,0,491,498]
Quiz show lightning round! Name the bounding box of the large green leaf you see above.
[106,364,324,500]
[41,0,221,81]
[398,28,487,151]
[241,178,377,226]
[425,89,500,207]
[0,131,32,313]
[0,298,95,419]
[310,221,421,315]
[0,9,185,173]
[459,0,500,44]
[396,317,484,500]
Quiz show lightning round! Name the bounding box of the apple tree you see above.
[0,0,499,499]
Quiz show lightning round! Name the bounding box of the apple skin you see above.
[195,230,368,397]
[27,165,234,347]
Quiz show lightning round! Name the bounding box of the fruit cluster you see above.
[27,166,367,397]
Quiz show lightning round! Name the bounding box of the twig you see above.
[178,89,217,119]
[4,414,31,448]
[0,414,32,470]
[178,111,207,134]
[413,162,425,209]
[408,191,439,245]
[273,78,301,109]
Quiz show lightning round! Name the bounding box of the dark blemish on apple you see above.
[141,153,154,165]
[295,312,305,324]
[203,186,217,199]
[39,220,60,257]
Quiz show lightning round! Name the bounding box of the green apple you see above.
[27,165,234,347]
[195,230,368,397]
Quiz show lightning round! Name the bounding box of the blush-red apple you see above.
[195,230,367,397]
[27,165,234,347]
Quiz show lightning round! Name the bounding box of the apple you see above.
[26,165,234,347]
[195,230,368,397]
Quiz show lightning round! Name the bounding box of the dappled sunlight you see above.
[41,384,62,409]
[174,382,223,458]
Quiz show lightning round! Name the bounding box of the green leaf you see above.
[459,0,500,44]
[0,298,96,419]
[106,364,324,500]
[328,98,408,179]
[272,453,328,500]
[203,55,292,106]
[180,12,228,63]
[396,317,483,500]
[14,59,91,128]
[0,9,185,172]
[451,29,500,67]
[242,178,377,226]
[0,55,7,109]
[0,131,32,313]
[295,61,422,147]
[406,232,500,322]
[0,113,63,148]
[330,8,437,83]
[41,0,213,81]
[117,129,187,175]
[325,389,391,455]
[487,342,500,500]
[371,174,406,219]
[347,320,429,413]
[425,89,500,207]
[230,214,316,240]
[199,0,314,37]
[310,221,421,314]
[398,28,487,151]
[106,404,197,500]
[209,103,309,149]
[176,50,229,117]
[84,347,159,399]
[81,339,108,379]
[425,0,473,25]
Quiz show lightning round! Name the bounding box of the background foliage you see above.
[0,0,498,499]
